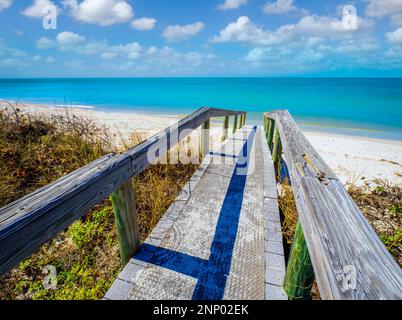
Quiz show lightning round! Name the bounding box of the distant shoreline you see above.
[1,98,401,142]
[1,100,401,187]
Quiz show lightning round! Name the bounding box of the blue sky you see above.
[0,0,402,77]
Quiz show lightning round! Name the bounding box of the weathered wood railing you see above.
[264,110,402,300]
[0,107,246,275]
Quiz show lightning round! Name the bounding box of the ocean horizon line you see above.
[2,76,402,80]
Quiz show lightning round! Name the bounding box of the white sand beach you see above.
[305,132,402,187]
[2,101,401,187]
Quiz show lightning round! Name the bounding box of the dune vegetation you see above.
[0,106,197,300]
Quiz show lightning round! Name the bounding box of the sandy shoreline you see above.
[2,101,401,187]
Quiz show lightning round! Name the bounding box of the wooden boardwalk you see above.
[104,126,287,300]
[1,107,400,300]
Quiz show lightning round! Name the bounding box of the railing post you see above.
[222,116,229,142]
[266,118,275,151]
[201,119,210,159]
[240,114,245,127]
[111,179,140,266]
[166,150,170,164]
[283,221,315,300]
[271,128,282,165]
[242,113,247,127]
[232,115,238,134]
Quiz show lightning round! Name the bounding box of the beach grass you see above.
[0,107,197,300]
[278,178,401,300]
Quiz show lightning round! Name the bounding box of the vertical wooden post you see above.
[264,117,270,139]
[111,179,140,266]
[222,116,229,142]
[283,221,315,300]
[272,127,283,180]
[271,128,282,163]
[201,119,210,159]
[232,115,238,134]
[269,120,275,150]
[242,114,247,127]
[266,119,275,151]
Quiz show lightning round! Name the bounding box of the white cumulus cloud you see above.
[131,17,157,31]
[245,47,271,62]
[22,0,58,18]
[36,37,56,49]
[0,0,12,12]
[102,42,143,60]
[218,0,248,11]
[366,0,402,26]
[263,0,297,15]
[162,22,204,42]
[62,0,133,26]
[56,31,86,46]
[212,15,373,46]
[36,32,143,60]
[386,28,402,44]
[333,40,380,54]
[211,16,294,46]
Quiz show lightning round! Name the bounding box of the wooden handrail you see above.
[0,107,246,275]
[126,107,245,174]
[264,110,402,300]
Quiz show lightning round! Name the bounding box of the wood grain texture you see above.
[0,107,246,276]
[111,179,140,265]
[265,110,336,191]
[283,221,314,300]
[265,110,402,300]
[271,128,282,166]
[266,118,275,152]
[0,154,132,275]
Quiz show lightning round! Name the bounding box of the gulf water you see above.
[0,77,401,140]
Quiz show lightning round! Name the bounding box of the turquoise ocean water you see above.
[0,78,401,140]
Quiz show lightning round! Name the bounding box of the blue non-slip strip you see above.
[136,243,208,279]
[192,126,257,300]
[133,126,258,300]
